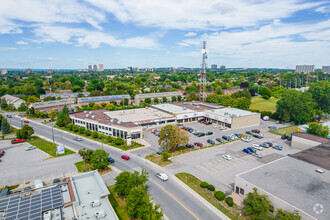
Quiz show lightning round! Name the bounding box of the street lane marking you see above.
[155,182,200,220]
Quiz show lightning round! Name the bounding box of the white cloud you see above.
[47,57,57,60]
[16,41,29,45]
[315,5,330,13]
[86,0,322,30]
[0,47,17,51]
[184,32,197,37]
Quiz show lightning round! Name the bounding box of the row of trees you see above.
[0,115,11,134]
[78,148,110,170]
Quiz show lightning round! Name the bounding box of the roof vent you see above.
[89,111,93,114]
[92,115,96,119]
[86,114,90,117]
[84,111,87,113]
[118,121,123,124]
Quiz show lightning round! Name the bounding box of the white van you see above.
[34,179,44,189]
[263,116,270,121]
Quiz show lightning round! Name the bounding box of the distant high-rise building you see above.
[99,64,104,71]
[47,69,53,74]
[88,65,92,71]
[220,65,226,69]
[295,65,315,74]
[93,65,98,71]
[211,64,217,69]
[26,68,33,74]
[177,67,185,71]
[322,66,330,73]
[1,69,7,75]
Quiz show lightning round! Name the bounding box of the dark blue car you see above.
[243,148,253,154]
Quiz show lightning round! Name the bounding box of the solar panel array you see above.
[81,95,129,103]
[0,186,63,220]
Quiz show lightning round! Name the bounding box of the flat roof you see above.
[292,132,329,143]
[30,99,71,108]
[104,107,173,123]
[78,95,130,103]
[206,107,259,118]
[41,92,89,98]
[172,101,220,111]
[135,91,182,99]
[238,157,330,220]
[151,103,195,114]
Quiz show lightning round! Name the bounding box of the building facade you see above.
[134,91,182,105]
[47,69,53,74]
[29,99,71,113]
[93,65,98,71]
[220,65,226,69]
[1,69,7,75]
[211,64,217,69]
[26,68,33,74]
[322,66,330,73]
[99,64,104,71]
[295,65,315,74]
[1,94,25,109]
[77,95,131,107]
[88,65,92,71]
[40,92,90,102]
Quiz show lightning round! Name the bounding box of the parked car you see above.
[198,119,205,123]
[155,173,168,181]
[206,132,213,135]
[0,150,5,154]
[222,155,232,160]
[246,131,254,135]
[234,133,241,138]
[24,120,29,123]
[74,137,83,141]
[107,157,115,163]
[25,145,36,151]
[222,135,230,141]
[121,155,130,160]
[247,147,256,153]
[229,134,237,140]
[243,148,253,154]
[198,132,205,137]
[212,124,220,128]
[287,136,292,141]
[53,178,61,184]
[204,121,212,125]
[253,153,263,158]
[253,134,263,139]
[219,126,227,130]
[268,126,277,130]
[252,144,263,151]
[194,142,203,147]
[260,143,270,148]
[216,138,224,143]
[281,135,289,140]
[252,129,260,133]
[272,145,283,150]
[264,142,273,147]
[207,139,215,145]
[6,115,12,118]
[186,144,194,149]
[11,139,26,144]
[241,137,252,142]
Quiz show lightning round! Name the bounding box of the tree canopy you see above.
[158,124,189,152]
[308,81,330,113]
[307,122,329,137]
[114,169,149,197]
[243,188,274,220]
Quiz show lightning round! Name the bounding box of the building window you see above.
[239,188,244,195]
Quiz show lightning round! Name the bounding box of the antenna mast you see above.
[200,41,208,102]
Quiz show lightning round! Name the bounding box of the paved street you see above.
[4,114,225,220]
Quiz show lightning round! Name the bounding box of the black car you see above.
[222,135,230,141]
[198,119,205,123]
[247,147,256,153]
[287,136,292,141]
[186,144,194,149]
[207,139,215,145]
[53,178,61,184]
[206,132,213,135]
[234,133,241,138]
[246,131,254,135]
[107,157,115,163]
[6,115,12,118]
[281,135,289,140]
[216,138,224,143]
[198,132,205,137]
[253,134,263,139]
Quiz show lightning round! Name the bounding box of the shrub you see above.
[207,184,215,191]
[79,126,85,134]
[92,131,99,138]
[200,181,209,188]
[84,129,91,136]
[226,197,234,207]
[66,123,73,131]
[161,152,171,161]
[114,137,125,146]
[106,135,113,143]
[214,191,226,201]
[72,125,79,132]
[98,133,106,140]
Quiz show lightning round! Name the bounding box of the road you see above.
[5,114,225,220]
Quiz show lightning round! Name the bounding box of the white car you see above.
[74,137,83,141]
[222,155,232,160]
[219,126,227,130]
[25,145,36,151]
[241,137,252,142]
[213,124,220,128]
[252,144,263,151]
[155,173,168,181]
[253,153,263,158]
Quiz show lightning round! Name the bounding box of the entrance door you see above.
[236,186,239,194]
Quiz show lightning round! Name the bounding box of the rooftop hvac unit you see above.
[90,199,101,207]
[86,114,90,117]
[89,111,93,114]
[92,115,96,119]
[224,112,228,115]
[118,121,123,124]
[95,210,106,219]
[84,111,87,113]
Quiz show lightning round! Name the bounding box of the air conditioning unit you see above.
[86,114,90,117]
[84,111,87,113]
[95,210,106,219]
[92,115,96,119]
[90,199,101,207]
[89,111,93,114]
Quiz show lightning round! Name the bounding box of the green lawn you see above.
[56,126,144,151]
[175,173,249,220]
[108,185,130,220]
[270,125,298,136]
[145,154,173,167]
[3,127,17,137]
[27,136,75,157]
[74,161,93,172]
[249,96,279,112]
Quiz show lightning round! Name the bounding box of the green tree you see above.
[56,105,70,127]
[49,109,57,121]
[154,97,159,103]
[114,169,149,197]
[276,90,316,124]
[145,98,151,104]
[0,98,8,110]
[27,96,41,103]
[17,102,27,112]
[43,96,56,101]
[275,209,301,220]
[114,137,125,146]
[126,186,163,219]
[79,126,85,134]
[243,188,274,220]
[172,96,177,102]
[16,124,34,139]
[215,87,223,95]
[158,125,189,152]
[232,97,251,110]
[307,122,329,137]
[78,148,94,165]
[89,149,109,170]
[308,81,330,113]
[178,95,182,101]
[71,85,82,93]
[1,119,11,134]
[92,131,98,138]
[260,86,272,99]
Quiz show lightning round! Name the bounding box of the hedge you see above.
[200,181,209,188]
[214,191,226,201]
[226,197,234,207]
[207,184,215,191]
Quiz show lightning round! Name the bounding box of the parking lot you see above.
[0,141,81,187]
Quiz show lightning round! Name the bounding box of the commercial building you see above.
[235,148,330,220]
[29,99,71,113]
[99,64,104,71]
[322,66,330,73]
[77,95,131,107]
[26,68,33,74]
[291,132,329,150]
[1,94,25,109]
[220,65,226,69]
[88,65,92,71]
[40,92,90,102]
[0,171,118,220]
[134,91,182,105]
[295,65,315,74]
[1,69,7,75]
[211,64,217,69]
[93,65,98,71]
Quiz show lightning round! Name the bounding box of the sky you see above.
[0,0,329,69]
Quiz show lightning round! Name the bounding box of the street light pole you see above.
[52,125,55,147]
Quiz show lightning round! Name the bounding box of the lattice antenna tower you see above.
[200,41,208,102]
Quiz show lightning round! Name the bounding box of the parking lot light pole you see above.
[52,125,55,147]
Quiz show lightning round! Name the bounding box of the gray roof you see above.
[78,95,131,103]
[40,92,89,99]
[238,157,330,220]
[135,91,182,99]
[1,94,25,104]
[29,99,71,109]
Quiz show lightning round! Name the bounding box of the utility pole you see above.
[52,125,55,147]
[199,41,208,102]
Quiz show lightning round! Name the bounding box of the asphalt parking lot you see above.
[0,140,81,187]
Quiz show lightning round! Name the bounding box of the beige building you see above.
[29,99,71,113]
[134,91,182,105]
[77,95,131,107]
[291,132,329,150]
[1,94,25,109]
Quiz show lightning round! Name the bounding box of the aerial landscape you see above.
[0,0,329,220]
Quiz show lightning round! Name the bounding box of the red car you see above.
[252,129,260,133]
[194,142,203,147]
[24,120,29,123]
[11,139,26,144]
[121,155,130,160]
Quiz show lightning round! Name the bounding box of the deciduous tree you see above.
[243,188,274,220]
[49,109,57,121]
[89,149,109,170]
[307,122,329,137]
[260,86,272,99]
[158,125,189,152]
[114,169,149,197]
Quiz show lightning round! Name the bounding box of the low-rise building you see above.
[291,132,329,150]
[134,91,182,105]
[0,171,118,220]
[29,99,71,113]
[77,95,131,107]
[40,92,89,102]
[1,94,25,109]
